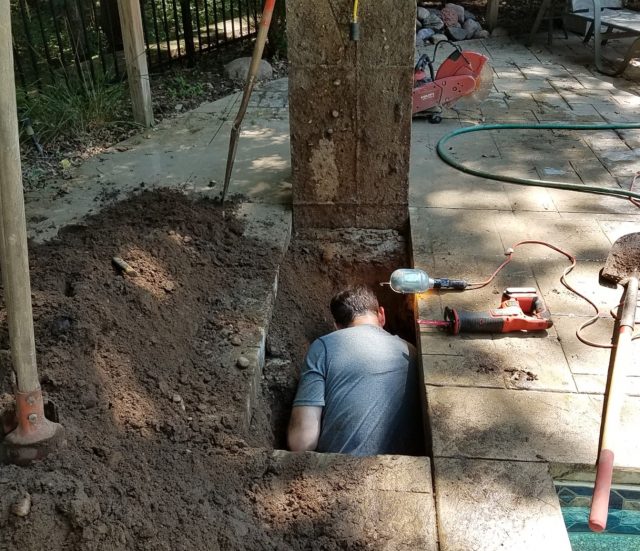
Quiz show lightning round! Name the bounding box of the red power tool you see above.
[421,288,553,335]
[413,43,492,123]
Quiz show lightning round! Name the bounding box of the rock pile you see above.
[416,2,490,45]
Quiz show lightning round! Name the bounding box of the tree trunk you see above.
[266,0,286,58]
[101,0,123,51]
[65,0,89,60]
[180,0,196,67]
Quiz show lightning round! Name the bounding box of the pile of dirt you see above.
[0,192,422,550]
[0,190,283,550]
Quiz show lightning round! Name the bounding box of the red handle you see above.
[588,279,638,532]
[589,448,614,532]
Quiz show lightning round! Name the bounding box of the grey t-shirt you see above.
[293,324,422,456]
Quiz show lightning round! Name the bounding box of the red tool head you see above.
[435,49,493,104]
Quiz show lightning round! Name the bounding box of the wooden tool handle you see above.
[589,278,638,532]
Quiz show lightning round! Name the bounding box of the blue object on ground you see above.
[563,506,640,550]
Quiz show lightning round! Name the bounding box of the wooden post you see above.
[486,0,500,31]
[117,0,154,127]
[0,7,40,393]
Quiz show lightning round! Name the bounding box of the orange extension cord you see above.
[465,238,638,349]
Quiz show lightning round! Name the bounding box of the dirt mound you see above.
[0,191,281,550]
[0,193,423,550]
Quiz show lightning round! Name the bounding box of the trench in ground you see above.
[259,227,427,455]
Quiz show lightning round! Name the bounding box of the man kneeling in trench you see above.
[287,285,423,456]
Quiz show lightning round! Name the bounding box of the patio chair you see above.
[528,0,640,75]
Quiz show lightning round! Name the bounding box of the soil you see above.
[263,228,419,451]
[0,191,423,550]
[0,190,278,550]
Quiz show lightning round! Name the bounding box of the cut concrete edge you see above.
[239,205,292,433]
[241,268,280,434]
[267,450,439,550]
[270,450,435,490]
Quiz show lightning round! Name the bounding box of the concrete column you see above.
[287,0,414,230]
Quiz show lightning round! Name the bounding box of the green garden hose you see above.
[436,122,640,202]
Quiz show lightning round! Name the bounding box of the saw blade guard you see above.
[436,50,494,106]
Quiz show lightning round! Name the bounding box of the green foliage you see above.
[164,74,205,100]
[17,76,132,144]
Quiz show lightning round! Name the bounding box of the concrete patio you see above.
[412,34,640,550]
[20,30,640,551]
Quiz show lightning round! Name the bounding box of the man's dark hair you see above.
[330,285,379,327]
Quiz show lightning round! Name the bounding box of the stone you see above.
[224,57,273,81]
[417,6,429,22]
[321,244,337,263]
[163,281,176,292]
[474,29,490,39]
[423,13,445,31]
[444,3,465,24]
[441,7,460,28]
[51,315,73,336]
[236,356,250,369]
[432,33,448,44]
[446,26,467,41]
[230,335,242,346]
[463,19,482,39]
[10,494,31,517]
[80,388,98,409]
[464,9,477,21]
[416,28,435,45]
[416,19,422,32]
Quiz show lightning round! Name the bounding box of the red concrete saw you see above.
[413,43,492,123]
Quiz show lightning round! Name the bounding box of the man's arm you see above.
[287,406,323,452]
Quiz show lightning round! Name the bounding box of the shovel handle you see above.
[589,277,638,532]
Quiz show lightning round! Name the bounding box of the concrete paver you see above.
[422,334,576,392]
[428,386,602,463]
[434,458,572,551]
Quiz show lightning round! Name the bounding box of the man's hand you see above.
[287,406,322,452]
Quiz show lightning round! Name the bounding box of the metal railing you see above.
[11,0,260,90]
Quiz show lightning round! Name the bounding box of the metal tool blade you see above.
[602,232,640,284]
[455,61,494,107]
